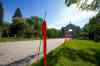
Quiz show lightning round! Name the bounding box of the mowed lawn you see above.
[32,39,100,66]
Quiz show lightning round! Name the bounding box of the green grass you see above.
[32,39,100,66]
[0,37,34,43]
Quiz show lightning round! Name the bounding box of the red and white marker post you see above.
[42,19,47,66]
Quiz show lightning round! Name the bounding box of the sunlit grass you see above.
[32,39,100,66]
[0,37,32,43]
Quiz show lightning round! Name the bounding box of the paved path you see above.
[0,38,64,65]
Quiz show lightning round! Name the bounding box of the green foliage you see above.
[47,28,63,38]
[0,4,63,39]
[8,8,25,38]
[65,0,100,10]
[1,22,10,37]
[31,16,42,33]
[81,12,100,41]
[0,2,4,25]
[24,18,33,38]
[89,13,100,41]
[8,18,25,37]
[0,2,8,36]
[65,0,79,6]
[26,18,33,27]
[12,8,22,18]
[61,27,66,38]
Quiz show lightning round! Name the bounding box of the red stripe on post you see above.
[42,20,47,66]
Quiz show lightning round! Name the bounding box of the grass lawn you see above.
[32,39,100,66]
[0,37,34,43]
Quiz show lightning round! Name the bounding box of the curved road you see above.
[0,38,64,65]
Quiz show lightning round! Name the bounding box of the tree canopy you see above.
[65,0,100,10]
[12,8,23,18]
[0,2,3,25]
[81,11,100,41]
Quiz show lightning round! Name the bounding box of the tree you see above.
[9,8,24,37]
[47,28,63,38]
[9,18,25,37]
[1,22,10,38]
[88,12,100,41]
[65,0,100,10]
[12,8,22,18]
[82,12,100,41]
[61,27,65,37]
[24,18,33,38]
[0,2,3,25]
[25,16,43,38]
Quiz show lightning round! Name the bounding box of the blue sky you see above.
[1,0,97,29]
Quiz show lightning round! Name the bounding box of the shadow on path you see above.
[0,55,35,66]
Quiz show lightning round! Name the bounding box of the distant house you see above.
[62,23,80,39]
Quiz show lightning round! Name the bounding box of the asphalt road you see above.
[0,38,64,65]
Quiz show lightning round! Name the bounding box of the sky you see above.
[1,0,97,29]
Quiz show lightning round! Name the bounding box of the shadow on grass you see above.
[32,44,99,66]
[96,50,100,66]
[88,48,100,66]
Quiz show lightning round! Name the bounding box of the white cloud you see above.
[47,4,97,29]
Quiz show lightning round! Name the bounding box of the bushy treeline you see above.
[0,7,63,39]
[80,12,100,42]
[47,28,63,38]
[0,2,100,41]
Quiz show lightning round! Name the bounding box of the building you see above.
[62,22,80,39]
